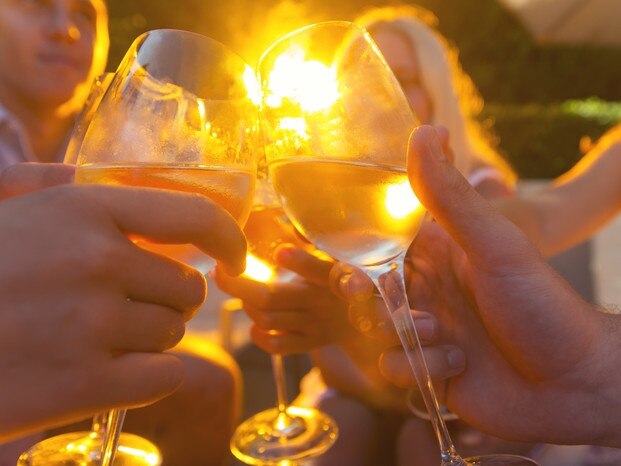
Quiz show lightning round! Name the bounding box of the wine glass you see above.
[258,21,539,466]
[230,177,338,465]
[18,29,259,466]
[64,72,114,165]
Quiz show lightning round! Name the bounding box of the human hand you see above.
[0,162,75,199]
[0,184,246,442]
[214,244,351,354]
[378,126,620,446]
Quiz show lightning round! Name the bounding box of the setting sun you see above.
[265,46,340,113]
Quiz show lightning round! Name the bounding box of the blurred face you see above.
[0,0,109,110]
[372,28,433,124]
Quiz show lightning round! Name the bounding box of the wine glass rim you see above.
[131,28,251,67]
[257,20,369,65]
[255,20,414,126]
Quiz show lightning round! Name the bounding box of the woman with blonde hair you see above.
[357,5,515,196]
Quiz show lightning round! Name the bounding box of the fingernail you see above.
[428,128,446,162]
[338,273,352,296]
[415,318,435,341]
[273,244,293,263]
[348,273,372,302]
[447,347,466,370]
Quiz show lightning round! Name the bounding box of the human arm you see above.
[0,184,245,442]
[369,125,621,447]
[494,126,621,257]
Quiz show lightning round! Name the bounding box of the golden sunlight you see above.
[265,46,339,112]
[243,253,275,283]
[243,65,262,106]
[384,179,422,220]
[278,117,308,138]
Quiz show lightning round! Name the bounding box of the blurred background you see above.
[104,0,621,179]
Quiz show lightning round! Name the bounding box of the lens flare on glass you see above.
[243,65,262,106]
[243,253,275,283]
[265,46,339,112]
[384,179,421,220]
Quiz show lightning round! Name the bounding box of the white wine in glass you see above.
[259,21,539,466]
[18,29,259,466]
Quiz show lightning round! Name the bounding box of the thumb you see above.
[407,126,534,268]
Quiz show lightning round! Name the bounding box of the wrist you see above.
[587,310,621,447]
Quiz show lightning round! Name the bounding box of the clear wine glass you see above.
[64,72,114,165]
[258,21,539,466]
[230,177,338,465]
[18,29,259,466]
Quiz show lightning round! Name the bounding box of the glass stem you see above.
[271,353,289,416]
[100,408,127,466]
[367,257,467,466]
[90,413,107,438]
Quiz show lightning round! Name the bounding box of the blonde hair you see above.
[356,5,515,184]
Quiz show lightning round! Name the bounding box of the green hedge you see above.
[482,99,621,178]
[412,0,621,104]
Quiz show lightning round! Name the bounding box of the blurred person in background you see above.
[0,1,241,464]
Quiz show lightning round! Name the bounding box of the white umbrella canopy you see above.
[499,0,621,46]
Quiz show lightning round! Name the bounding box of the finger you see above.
[329,262,374,302]
[351,303,438,346]
[78,235,207,318]
[80,185,247,275]
[274,244,333,287]
[119,247,207,319]
[407,126,536,268]
[214,268,324,311]
[244,304,315,333]
[104,302,186,352]
[0,163,75,199]
[250,326,321,354]
[434,125,454,165]
[90,353,184,409]
[379,345,466,388]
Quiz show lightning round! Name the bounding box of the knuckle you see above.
[182,267,207,309]
[254,287,275,309]
[164,315,186,348]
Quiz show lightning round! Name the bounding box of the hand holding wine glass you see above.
[259,21,539,466]
[0,184,244,441]
[18,28,258,466]
[377,125,620,448]
[222,178,339,466]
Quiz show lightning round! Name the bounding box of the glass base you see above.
[17,431,161,466]
[231,406,338,465]
[457,454,539,466]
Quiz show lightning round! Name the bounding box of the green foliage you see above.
[411,0,621,103]
[483,101,619,178]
